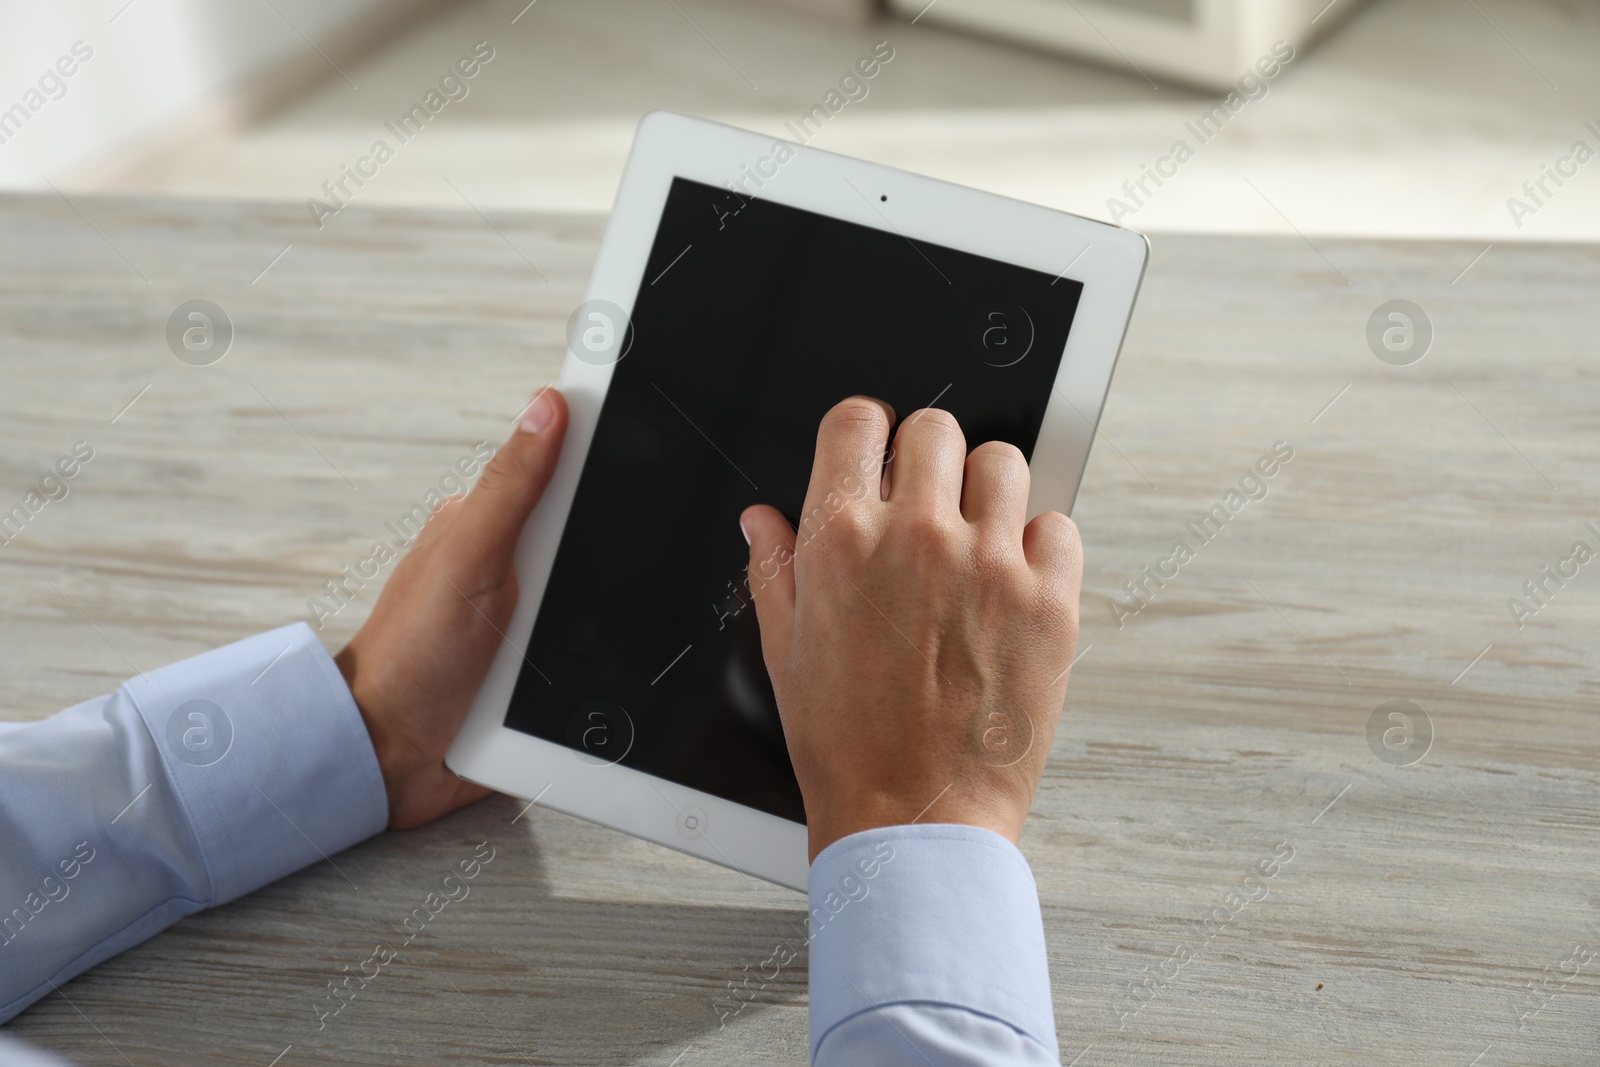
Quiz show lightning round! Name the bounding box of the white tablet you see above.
[446,111,1147,892]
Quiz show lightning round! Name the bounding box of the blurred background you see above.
[5,7,1599,1065]
[4,0,1597,238]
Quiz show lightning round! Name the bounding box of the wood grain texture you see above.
[1,195,1596,1066]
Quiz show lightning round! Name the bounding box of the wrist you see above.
[334,644,407,820]
[805,794,1022,863]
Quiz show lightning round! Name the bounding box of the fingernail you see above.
[739,515,752,545]
[521,390,554,434]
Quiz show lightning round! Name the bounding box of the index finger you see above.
[800,395,894,538]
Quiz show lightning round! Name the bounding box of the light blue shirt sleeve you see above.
[0,622,388,1030]
[0,1036,72,1067]
[1,622,1058,1067]
[808,824,1059,1066]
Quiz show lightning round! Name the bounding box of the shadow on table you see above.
[8,793,809,1067]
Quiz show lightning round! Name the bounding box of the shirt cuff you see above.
[124,621,389,905]
[807,823,1058,1062]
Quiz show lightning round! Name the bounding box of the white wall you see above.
[0,0,410,188]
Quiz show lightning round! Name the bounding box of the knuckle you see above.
[908,407,963,442]
[810,510,868,554]
[968,441,1031,503]
[801,503,873,559]
[972,530,1022,575]
[1028,573,1079,637]
[904,509,948,540]
[825,396,892,434]
[970,439,1026,467]
[830,501,875,538]
[1034,510,1080,545]
[1028,512,1083,579]
[899,511,961,563]
[474,452,522,495]
[413,496,462,544]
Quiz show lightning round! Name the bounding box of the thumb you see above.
[455,387,569,565]
[740,504,797,661]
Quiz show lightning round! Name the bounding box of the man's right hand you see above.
[739,396,1083,862]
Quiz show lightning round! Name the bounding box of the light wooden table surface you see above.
[2,194,1596,1066]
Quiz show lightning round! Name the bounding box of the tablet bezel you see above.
[446,111,1148,892]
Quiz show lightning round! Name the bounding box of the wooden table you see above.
[2,195,1596,1066]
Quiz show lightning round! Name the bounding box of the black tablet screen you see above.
[503,176,1083,824]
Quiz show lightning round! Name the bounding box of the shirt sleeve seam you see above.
[294,623,387,830]
[0,893,207,1023]
[812,998,1056,1063]
[811,826,1036,871]
[117,681,221,910]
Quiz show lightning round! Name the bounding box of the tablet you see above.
[446,111,1147,892]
